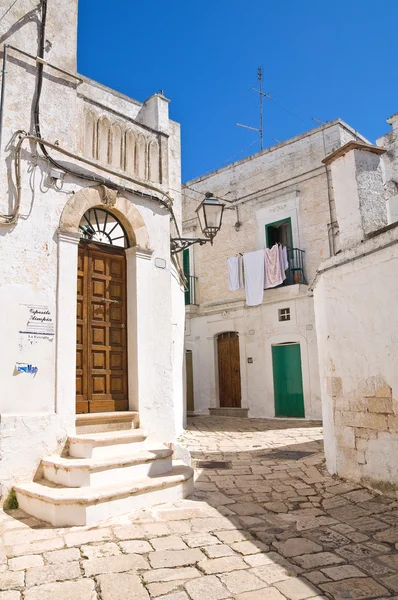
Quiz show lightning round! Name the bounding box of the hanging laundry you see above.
[264,243,284,289]
[243,250,264,306]
[282,245,289,271]
[227,255,243,291]
[279,244,289,281]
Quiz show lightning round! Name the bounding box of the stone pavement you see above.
[1,416,398,599]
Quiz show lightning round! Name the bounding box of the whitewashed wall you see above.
[0,0,183,496]
[314,226,398,493]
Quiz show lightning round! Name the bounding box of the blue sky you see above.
[78,1,398,183]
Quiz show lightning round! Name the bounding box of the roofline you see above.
[184,119,369,187]
[322,141,386,165]
[387,112,398,124]
[79,75,171,109]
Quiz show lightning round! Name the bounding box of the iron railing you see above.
[185,275,198,306]
[284,247,307,285]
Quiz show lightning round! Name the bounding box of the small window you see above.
[218,332,239,340]
[278,308,290,322]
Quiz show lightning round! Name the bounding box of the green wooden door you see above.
[183,249,190,305]
[272,343,305,417]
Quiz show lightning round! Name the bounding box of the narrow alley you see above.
[1,417,397,600]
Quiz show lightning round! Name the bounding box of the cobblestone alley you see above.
[1,417,398,600]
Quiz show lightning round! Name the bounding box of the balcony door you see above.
[265,218,292,248]
[217,332,241,407]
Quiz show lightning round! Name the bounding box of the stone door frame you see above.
[55,186,152,426]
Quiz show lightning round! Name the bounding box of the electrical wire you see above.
[0,0,19,24]
[1,0,186,283]
[32,1,184,246]
[263,95,311,125]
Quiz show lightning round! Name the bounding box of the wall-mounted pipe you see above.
[0,44,8,166]
[6,44,83,82]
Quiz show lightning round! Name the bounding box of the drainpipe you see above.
[0,44,8,164]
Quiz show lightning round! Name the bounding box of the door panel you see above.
[76,243,128,414]
[272,344,305,417]
[217,333,242,408]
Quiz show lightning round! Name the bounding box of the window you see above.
[79,208,128,248]
[278,308,291,322]
[265,218,292,248]
[218,332,239,340]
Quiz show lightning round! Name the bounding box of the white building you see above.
[183,121,366,420]
[313,115,398,495]
[0,0,193,525]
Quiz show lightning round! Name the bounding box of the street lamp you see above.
[171,192,225,254]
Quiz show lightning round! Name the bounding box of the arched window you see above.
[79,208,129,248]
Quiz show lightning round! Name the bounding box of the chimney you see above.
[323,142,387,251]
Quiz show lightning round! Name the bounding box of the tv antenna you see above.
[237,67,272,151]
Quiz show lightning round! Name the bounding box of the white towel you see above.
[264,244,283,289]
[227,256,243,291]
[243,250,264,306]
[279,245,289,281]
[282,246,289,271]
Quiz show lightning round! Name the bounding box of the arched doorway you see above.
[217,332,242,407]
[76,208,129,414]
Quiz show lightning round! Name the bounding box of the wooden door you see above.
[272,343,305,417]
[76,243,128,413]
[217,332,241,407]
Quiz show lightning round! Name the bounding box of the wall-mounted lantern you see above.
[171,192,225,254]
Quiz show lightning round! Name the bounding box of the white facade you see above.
[0,0,186,500]
[183,121,365,420]
[314,124,398,495]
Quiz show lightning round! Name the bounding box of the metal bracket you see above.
[170,237,211,254]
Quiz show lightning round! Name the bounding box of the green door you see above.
[272,343,305,417]
[183,249,190,305]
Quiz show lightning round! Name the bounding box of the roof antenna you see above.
[237,67,272,151]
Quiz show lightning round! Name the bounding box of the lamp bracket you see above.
[170,237,212,254]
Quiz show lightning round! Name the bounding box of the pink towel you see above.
[264,244,283,289]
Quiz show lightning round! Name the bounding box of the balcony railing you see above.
[284,247,306,285]
[185,275,198,306]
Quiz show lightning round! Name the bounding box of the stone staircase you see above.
[14,412,194,527]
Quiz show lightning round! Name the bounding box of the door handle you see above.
[100,298,120,304]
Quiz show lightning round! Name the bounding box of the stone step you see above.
[75,411,139,434]
[42,445,173,487]
[209,407,249,418]
[15,464,194,526]
[68,429,147,459]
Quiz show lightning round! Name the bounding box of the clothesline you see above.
[227,244,290,306]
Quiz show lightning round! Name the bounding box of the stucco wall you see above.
[314,225,398,494]
[0,0,184,496]
[185,289,321,419]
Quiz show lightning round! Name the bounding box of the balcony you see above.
[284,247,307,286]
[185,275,198,306]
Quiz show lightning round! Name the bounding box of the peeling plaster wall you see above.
[355,151,388,235]
[182,121,363,419]
[0,0,183,496]
[314,225,398,494]
[377,113,398,224]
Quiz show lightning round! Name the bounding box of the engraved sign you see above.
[19,304,55,345]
